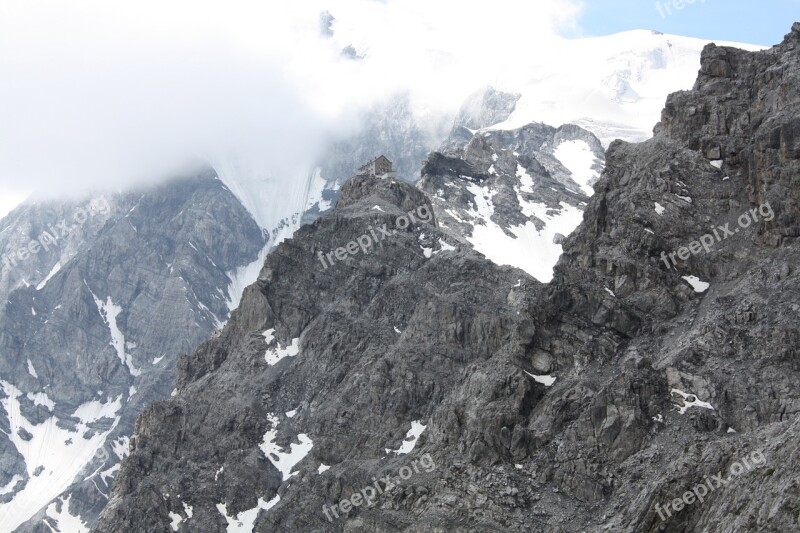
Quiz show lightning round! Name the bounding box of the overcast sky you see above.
[0,0,796,218]
[0,0,584,215]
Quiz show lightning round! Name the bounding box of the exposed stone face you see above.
[418,122,603,282]
[96,25,800,533]
[440,87,522,152]
[657,25,800,249]
[424,121,603,221]
[0,169,267,531]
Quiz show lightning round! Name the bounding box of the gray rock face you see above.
[456,87,521,131]
[94,173,534,533]
[440,87,521,152]
[419,122,604,281]
[0,169,266,531]
[92,22,800,533]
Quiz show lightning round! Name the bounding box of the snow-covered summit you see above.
[487,30,764,145]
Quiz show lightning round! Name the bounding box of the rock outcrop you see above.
[419,122,603,281]
[95,24,800,533]
[0,169,266,532]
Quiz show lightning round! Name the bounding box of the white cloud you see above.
[0,191,29,219]
[0,0,582,200]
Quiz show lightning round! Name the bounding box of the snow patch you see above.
[465,183,495,220]
[26,392,54,410]
[553,140,600,195]
[169,511,183,531]
[259,414,313,480]
[216,495,279,533]
[444,208,466,224]
[515,165,535,194]
[265,337,300,366]
[98,463,120,487]
[91,293,141,376]
[524,370,556,387]
[671,389,714,414]
[682,275,709,293]
[654,202,666,215]
[385,420,426,455]
[169,502,194,531]
[44,495,89,533]
[36,262,62,291]
[438,240,456,252]
[111,436,130,460]
[26,359,38,379]
[0,475,22,496]
[73,395,124,424]
[225,246,268,312]
[305,167,333,212]
[0,380,121,531]
[467,194,583,282]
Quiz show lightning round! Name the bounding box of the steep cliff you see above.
[0,170,266,532]
[94,24,800,533]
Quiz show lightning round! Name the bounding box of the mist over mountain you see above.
[93,23,800,532]
[0,0,760,207]
[0,2,797,532]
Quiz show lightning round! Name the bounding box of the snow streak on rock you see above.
[0,381,121,531]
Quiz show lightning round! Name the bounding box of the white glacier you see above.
[215,160,328,313]
[488,31,763,146]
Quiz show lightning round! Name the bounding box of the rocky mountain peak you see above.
[335,175,434,220]
[95,25,800,532]
[2,21,794,533]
